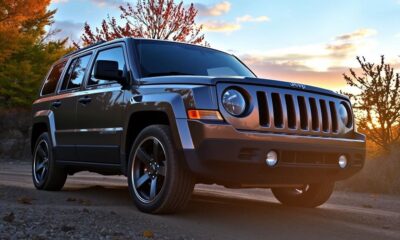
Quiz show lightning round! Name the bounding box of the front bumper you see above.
[183,120,366,186]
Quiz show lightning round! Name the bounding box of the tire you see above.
[271,182,335,208]
[127,125,194,214]
[32,132,67,191]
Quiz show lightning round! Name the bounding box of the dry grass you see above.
[337,149,400,195]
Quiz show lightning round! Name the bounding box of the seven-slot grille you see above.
[256,91,339,134]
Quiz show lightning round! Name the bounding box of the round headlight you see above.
[222,89,247,116]
[339,103,352,128]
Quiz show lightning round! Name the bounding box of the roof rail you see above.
[63,40,106,58]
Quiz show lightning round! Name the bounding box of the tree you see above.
[0,0,70,108]
[79,0,206,46]
[343,56,400,152]
[0,0,54,63]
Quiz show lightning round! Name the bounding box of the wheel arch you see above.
[31,110,56,153]
[30,122,49,153]
[124,110,171,158]
[121,93,194,175]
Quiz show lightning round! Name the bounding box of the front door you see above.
[74,45,128,164]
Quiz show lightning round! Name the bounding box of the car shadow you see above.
[60,183,358,224]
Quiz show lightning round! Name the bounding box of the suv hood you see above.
[140,75,347,100]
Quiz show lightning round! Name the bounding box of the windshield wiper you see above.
[146,71,193,77]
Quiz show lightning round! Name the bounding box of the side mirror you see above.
[93,60,126,85]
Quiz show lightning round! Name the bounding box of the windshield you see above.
[135,40,255,78]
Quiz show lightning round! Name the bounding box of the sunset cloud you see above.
[244,28,377,72]
[52,0,125,7]
[51,20,84,43]
[90,0,125,7]
[242,56,349,90]
[51,0,68,3]
[334,28,377,41]
[202,21,241,32]
[239,28,380,90]
[196,1,231,17]
[236,15,270,23]
[201,14,269,33]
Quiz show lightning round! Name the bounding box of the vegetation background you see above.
[0,0,398,194]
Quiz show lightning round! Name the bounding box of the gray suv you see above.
[30,38,366,213]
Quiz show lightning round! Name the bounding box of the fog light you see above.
[338,155,348,169]
[266,151,278,167]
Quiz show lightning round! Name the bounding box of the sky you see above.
[50,0,400,91]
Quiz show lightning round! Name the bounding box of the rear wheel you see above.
[271,182,334,208]
[32,132,67,191]
[127,125,194,214]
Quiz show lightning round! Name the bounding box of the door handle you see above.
[78,96,92,105]
[51,100,61,108]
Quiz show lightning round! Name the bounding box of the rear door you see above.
[39,59,77,161]
[52,53,93,162]
[74,44,128,164]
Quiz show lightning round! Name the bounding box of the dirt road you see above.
[1,160,399,240]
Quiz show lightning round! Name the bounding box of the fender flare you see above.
[120,92,195,169]
[31,110,57,147]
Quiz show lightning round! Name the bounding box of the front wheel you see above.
[271,182,335,208]
[127,125,194,214]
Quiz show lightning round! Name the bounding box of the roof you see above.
[62,38,130,58]
[62,37,221,59]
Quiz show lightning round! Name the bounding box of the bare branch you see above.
[343,56,400,152]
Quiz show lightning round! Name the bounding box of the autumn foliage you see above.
[79,0,206,46]
[0,0,70,108]
[0,0,52,63]
[343,56,400,152]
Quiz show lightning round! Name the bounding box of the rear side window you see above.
[41,61,66,96]
[88,47,126,86]
[60,54,92,91]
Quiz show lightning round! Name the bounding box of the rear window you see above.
[41,61,66,96]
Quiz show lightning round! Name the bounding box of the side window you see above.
[60,59,77,91]
[41,61,66,96]
[88,47,126,86]
[60,54,92,91]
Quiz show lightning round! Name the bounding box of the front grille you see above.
[257,91,340,134]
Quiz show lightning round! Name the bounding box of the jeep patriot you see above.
[30,38,366,213]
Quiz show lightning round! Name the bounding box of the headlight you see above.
[222,89,247,116]
[338,102,352,128]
